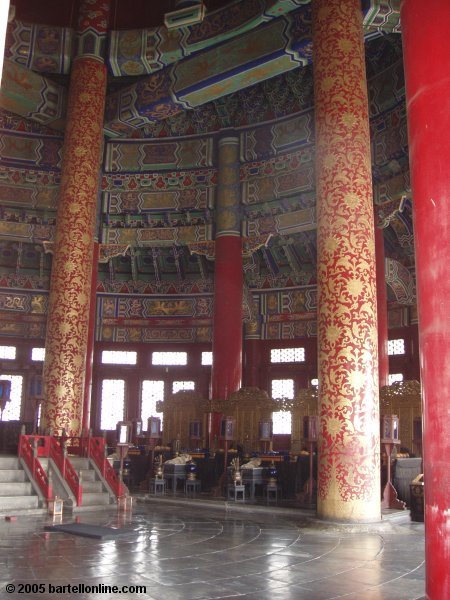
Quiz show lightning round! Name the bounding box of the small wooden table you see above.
[228,484,245,502]
[264,484,279,505]
[185,479,201,497]
[149,478,166,495]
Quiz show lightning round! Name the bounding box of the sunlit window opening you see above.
[101,350,137,365]
[389,373,404,385]
[388,339,405,355]
[201,351,213,365]
[0,1,11,86]
[152,351,187,365]
[270,347,305,363]
[271,378,293,434]
[172,380,195,393]
[141,380,164,428]
[272,410,292,434]
[0,346,16,360]
[100,379,125,430]
[31,347,45,361]
[0,374,23,420]
[271,378,294,400]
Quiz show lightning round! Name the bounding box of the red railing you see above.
[87,436,125,498]
[19,434,124,502]
[58,435,89,458]
[18,435,53,501]
[49,437,82,506]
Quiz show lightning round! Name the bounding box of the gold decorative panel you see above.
[380,380,422,457]
[161,391,209,449]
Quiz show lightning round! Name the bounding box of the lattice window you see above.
[152,352,187,365]
[100,379,125,430]
[389,373,404,385]
[0,346,16,360]
[388,339,405,355]
[101,350,137,365]
[31,347,45,361]
[270,347,305,363]
[271,379,294,400]
[272,410,292,435]
[141,380,164,429]
[173,380,195,394]
[271,379,293,434]
[0,374,23,420]
[201,351,213,365]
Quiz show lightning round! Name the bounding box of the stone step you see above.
[0,456,20,469]
[0,481,33,496]
[0,495,39,510]
[81,492,111,506]
[0,469,26,483]
[78,468,96,482]
[34,456,114,508]
[81,480,103,493]
[68,457,90,470]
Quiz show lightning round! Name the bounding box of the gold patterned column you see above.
[313,0,380,522]
[42,0,110,436]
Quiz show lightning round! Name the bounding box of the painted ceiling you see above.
[0,0,414,343]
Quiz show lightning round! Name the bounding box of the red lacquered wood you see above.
[401,1,450,597]
[375,226,389,387]
[211,235,243,399]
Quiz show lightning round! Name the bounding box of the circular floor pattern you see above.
[0,502,425,600]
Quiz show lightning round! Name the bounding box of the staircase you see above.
[68,456,114,508]
[0,456,42,512]
[14,435,124,512]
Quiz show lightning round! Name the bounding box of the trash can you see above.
[409,474,424,522]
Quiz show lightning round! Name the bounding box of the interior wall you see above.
[0,323,420,436]
[387,325,420,381]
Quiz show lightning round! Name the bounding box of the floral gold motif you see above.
[43,57,107,436]
[313,0,380,521]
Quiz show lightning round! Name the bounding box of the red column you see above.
[401,1,450,597]
[211,136,243,400]
[43,0,110,436]
[243,322,262,388]
[82,240,99,433]
[375,226,389,388]
[313,0,380,522]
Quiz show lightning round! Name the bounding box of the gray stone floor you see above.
[0,496,425,599]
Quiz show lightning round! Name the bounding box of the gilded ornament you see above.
[62,261,77,273]
[28,295,43,313]
[325,417,342,437]
[323,236,340,253]
[70,418,81,432]
[315,3,332,22]
[348,370,365,391]
[325,325,341,344]
[346,278,364,297]
[54,384,66,399]
[72,355,83,368]
[320,76,334,92]
[343,193,360,210]
[59,322,72,335]
[122,60,144,75]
